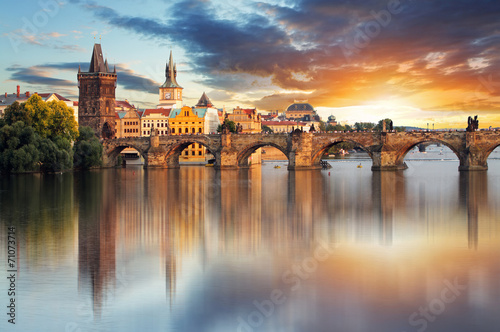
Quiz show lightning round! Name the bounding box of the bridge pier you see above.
[287,132,321,170]
[371,151,408,171]
[458,133,488,171]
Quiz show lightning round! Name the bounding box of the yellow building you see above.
[115,108,141,138]
[169,106,206,162]
[227,107,262,133]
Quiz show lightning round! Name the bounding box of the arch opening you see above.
[239,143,288,167]
[399,140,460,168]
[165,140,216,166]
[312,140,373,167]
[486,144,500,161]
[106,145,146,167]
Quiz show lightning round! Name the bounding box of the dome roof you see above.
[286,102,314,112]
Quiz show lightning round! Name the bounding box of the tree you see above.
[47,100,79,141]
[318,121,327,132]
[354,122,375,131]
[3,101,32,127]
[217,119,237,133]
[375,118,393,131]
[19,95,78,141]
[262,125,273,133]
[0,121,41,173]
[38,135,73,173]
[73,126,103,169]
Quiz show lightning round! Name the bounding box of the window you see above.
[185,151,188,156]
[172,128,175,134]
[198,128,202,133]
[192,151,195,155]
[185,128,189,133]
[198,151,202,155]
[192,128,195,133]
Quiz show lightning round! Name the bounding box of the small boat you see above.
[357,163,363,168]
[274,165,281,169]
[205,163,214,167]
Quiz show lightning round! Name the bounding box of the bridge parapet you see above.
[100,131,500,171]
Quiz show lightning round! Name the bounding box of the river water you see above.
[1,146,500,332]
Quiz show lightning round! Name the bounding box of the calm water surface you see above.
[1,149,500,332]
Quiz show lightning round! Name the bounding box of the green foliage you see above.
[217,119,237,133]
[262,125,273,133]
[354,122,375,131]
[5,95,79,141]
[3,102,32,127]
[0,121,41,173]
[73,126,103,169]
[47,100,79,141]
[328,141,355,154]
[38,136,73,173]
[318,121,326,132]
[0,95,78,174]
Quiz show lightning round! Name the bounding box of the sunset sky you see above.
[1,0,500,128]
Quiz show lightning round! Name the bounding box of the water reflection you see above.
[1,162,499,332]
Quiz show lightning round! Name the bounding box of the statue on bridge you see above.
[150,122,159,137]
[467,115,479,132]
[309,123,316,132]
[236,123,243,133]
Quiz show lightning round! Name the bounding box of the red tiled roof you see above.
[37,93,70,101]
[142,108,171,117]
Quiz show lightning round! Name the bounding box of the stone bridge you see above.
[102,131,500,171]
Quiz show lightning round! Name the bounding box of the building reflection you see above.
[76,171,117,319]
[73,164,500,315]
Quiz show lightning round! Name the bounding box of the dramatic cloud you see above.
[5,62,160,97]
[69,0,500,113]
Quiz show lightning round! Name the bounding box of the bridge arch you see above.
[104,143,147,166]
[483,142,500,162]
[163,137,217,167]
[311,139,373,165]
[395,138,462,166]
[237,142,288,167]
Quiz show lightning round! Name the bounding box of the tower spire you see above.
[160,50,182,88]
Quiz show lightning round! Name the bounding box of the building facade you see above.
[284,101,318,121]
[77,44,117,139]
[169,106,206,161]
[115,108,141,138]
[226,107,262,133]
[140,109,171,136]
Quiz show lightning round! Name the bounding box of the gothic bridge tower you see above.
[78,44,117,139]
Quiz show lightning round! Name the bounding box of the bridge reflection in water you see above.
[3,162,498,331]
[63,164,500,325]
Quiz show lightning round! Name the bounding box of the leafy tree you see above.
[217,119,237,133]
[38,135,73,173]
[375,118,393,131]
[11,95,79,141]
[354,122,375,131]
[262,125,273,133]
[318,121,326,132]
[73,126,103,169]
[47,100,79,141]
[0,121,41,173]
[3,101,32,126]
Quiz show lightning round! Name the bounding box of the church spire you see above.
[160,50,182,88]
